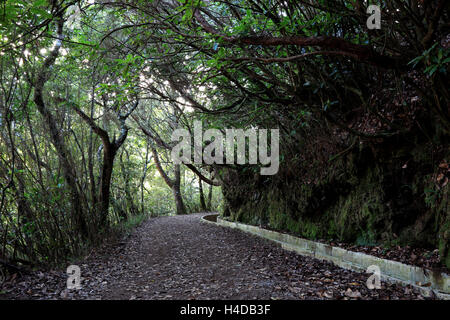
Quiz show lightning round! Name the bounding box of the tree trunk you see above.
[121,150,136,217]
[172,185,187,215]
[172,164,187,215]
[207,182,213,211]
[33,18,89,240]
[140,143,150,215]
[88,84,97,207]
[71,99,135,229]
[199,179,207,211]
[151,147,186,215]
[98,145,115,227]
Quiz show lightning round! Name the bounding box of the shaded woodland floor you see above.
[1,214,432,300]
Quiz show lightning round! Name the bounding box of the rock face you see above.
[220,131,450,268]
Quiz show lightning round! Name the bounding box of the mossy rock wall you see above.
[221,139,450,268]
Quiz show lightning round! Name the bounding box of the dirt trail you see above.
[1,214,428,300]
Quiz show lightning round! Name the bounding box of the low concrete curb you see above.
[201,214,450,300]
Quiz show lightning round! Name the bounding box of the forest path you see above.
[1,214,426,300]
[74,214,423,300]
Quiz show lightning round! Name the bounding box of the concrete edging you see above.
[201,214,450,300]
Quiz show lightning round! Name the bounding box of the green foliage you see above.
[408,43,450,76]
[114,213,148,236]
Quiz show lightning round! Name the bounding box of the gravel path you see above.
[1,214,429,300]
